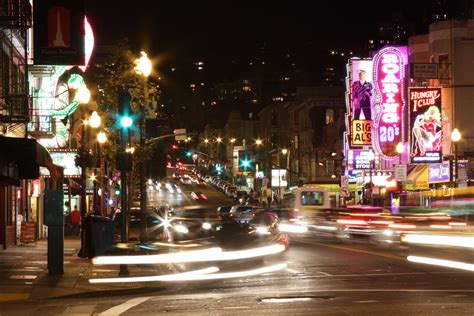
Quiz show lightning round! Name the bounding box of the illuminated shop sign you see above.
[40,150,81,177]
[346,59,374,147]
[347,150,375,170]
[373,46,407,159]
[428,162,450,183]
[409,87,442,163]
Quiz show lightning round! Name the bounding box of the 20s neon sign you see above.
[373,47,406,159]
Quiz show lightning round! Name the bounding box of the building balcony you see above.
[0,0,32,29]
[0,94,31,123]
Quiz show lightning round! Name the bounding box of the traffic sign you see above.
[173,128,187,141]
[395,164,407,182]
[340,188,350,197]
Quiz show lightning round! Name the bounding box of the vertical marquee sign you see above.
[346,59,374,147]
[409,87,442,163]
[373,47,407,159]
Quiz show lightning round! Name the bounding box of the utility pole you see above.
[118,90,132,276]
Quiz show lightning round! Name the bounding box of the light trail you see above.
[407,255,474,272]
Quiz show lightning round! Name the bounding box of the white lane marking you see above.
[354,300,379,303]
[100,296,152,315]
[10,275,38,280]
[223,306,251,309]
[286,268,300,274]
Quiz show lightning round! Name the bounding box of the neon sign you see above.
[373,47,407,159]
[409,87,442,163]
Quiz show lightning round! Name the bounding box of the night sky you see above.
[85,0,428,64]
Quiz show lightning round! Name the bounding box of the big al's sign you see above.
[409,87,442,163]
[373,47,407,159]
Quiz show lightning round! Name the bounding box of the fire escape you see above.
[0,0,32,135]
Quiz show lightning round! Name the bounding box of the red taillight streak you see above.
[371,220,394,225]
[430,224,451,229]
[337,219,367,225]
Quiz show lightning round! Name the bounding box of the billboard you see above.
[409,87,442,163]
[373,46,408,159]
[428,162,450,183]
[271,169,287,187]
[347,59,374,146]
[347,150,375,170]
[33,0,85,65]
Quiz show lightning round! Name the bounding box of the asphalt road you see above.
[1,181,474,315]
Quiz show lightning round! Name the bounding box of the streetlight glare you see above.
[396,142,405,154]
[89,111,101,128]
[120,116,133,128]
[216,137,222,143]
[281,149,288,155]
[255,139,263,146]
[451,128,461,142]
[204,138,209,144]
[75,86,91,104]
[97,131,107,144]
[135,51,152,77]
[230,138,236,143]
[367,150,375,161]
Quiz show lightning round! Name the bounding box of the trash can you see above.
[86,214,115,258]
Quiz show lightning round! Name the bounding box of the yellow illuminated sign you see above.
[351,120,372,145]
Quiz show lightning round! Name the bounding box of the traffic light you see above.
[171,144,178,150]
[114,184,120,195]
[118,90,133,128]
[185,150,192,158]
[238,150,255,172]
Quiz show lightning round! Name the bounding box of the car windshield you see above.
[300,191,324,206]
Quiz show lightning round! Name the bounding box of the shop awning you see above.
[0,137,62,186]
[405,165,429,190]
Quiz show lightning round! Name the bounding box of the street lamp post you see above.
[135,51,152,243]
[97,131,107,216]
[451,128,461,188]
[89,112,101,215]
[367,150,375,206]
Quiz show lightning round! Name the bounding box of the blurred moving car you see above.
[191,191,207,200]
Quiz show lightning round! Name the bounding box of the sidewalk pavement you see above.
[0,237,175,302]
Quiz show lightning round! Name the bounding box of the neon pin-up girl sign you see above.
[372,47,407,159]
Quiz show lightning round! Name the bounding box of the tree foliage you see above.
[88,39,161,173]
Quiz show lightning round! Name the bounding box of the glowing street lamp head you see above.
[135,51,152,78]
[396,142,405,154]
[75,85,91,104]
[367,150,375,161]
[120,116,133,128]
[97,131,107,144]
[204,138,209,144]
[451,128,461,143]
[89,111,101,128]
[216,137,222,143]
[255,139,263,146]
[230,138,236,143]
[281,148,288,155]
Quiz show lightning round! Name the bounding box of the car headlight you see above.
[202,222,212,230]
[256,226,270,235]
[174,224,189,234]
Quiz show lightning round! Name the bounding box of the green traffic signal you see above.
[185,150,192,157]
[120,116,133,128]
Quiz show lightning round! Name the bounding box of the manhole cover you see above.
[259,296,334,303]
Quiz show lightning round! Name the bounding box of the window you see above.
[300,191,324,206]
[325,109,334,125]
